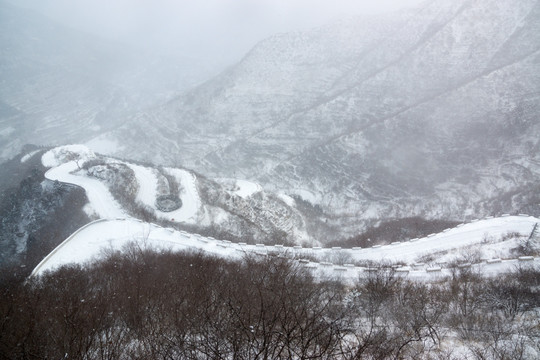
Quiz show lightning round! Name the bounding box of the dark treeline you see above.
[1,247,540,359]
[336,217,461,248]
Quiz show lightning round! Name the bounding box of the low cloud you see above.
[11,0,425,62]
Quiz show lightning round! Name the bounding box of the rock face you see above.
[104,0,540,236]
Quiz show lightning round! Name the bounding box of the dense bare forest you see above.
[1,246,539,359]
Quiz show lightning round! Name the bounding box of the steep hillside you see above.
[0,146,89,269]
[39,145,309,246]
[103,0,540,238]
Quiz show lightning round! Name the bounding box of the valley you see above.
[1,0,540,357]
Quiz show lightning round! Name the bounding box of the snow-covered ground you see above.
[45,160,126,219]
[234,179,262,199]
[42,145,96,168]
[31,219,242,276]
[126,164,201,223]
[127,164,158,207]
[164,168,201,223]
[348,216,537,264]
[216,178,263,199]
[37,145,539,282]
[41,145,201,223]
[32,216,539,281]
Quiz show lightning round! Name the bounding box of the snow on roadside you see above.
[277,193,296,207]
[164,168,201,223]
[127,164,159,207]
[37,145,540,281]
[349,216,538,264]
[216,178,263,199]
[31,215,540,281]
[42,145,126,219]
[44,161,126,219]
[126,164,201,224]
[31,219,241,276]
[41,145,201,224]
[42,145,95,167]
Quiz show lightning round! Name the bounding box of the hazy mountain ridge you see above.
[0,0,130,155]
[0,0,223,162]
[3,0,539,240]
[101,0,540,238]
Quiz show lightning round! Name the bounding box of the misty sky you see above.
[11,0,426,62]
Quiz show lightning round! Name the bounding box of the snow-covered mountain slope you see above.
[100,0,540,238]
[31,215,540,282]
[41,145,309,245]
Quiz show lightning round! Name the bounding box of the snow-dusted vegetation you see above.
[39,145,309,245]
[2,0,540,358]
[2,248,540,359]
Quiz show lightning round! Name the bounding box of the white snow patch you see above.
[31,219,241,276]
[44,161,125,219]
[277,193,296,207]
[20,150,40,163]
[349,216,538,264]
[127,164,202,223]
[42,145,95,168]
[41,146,201,225]
[82,203,99,218]
[234,179,262,199]
[292,189,319,204]
[164,168,201,223]
[31,216,540,282]
[127,164,159,207]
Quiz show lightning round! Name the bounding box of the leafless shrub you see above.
[321,250,353,265]
[81,157,107,170]
[2,252,540,359]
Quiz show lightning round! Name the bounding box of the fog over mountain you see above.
[7,0,425,61]
[1,0,540,241]
[81,0,538,237]
[0,0,225,161]
[4,3,540,358]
